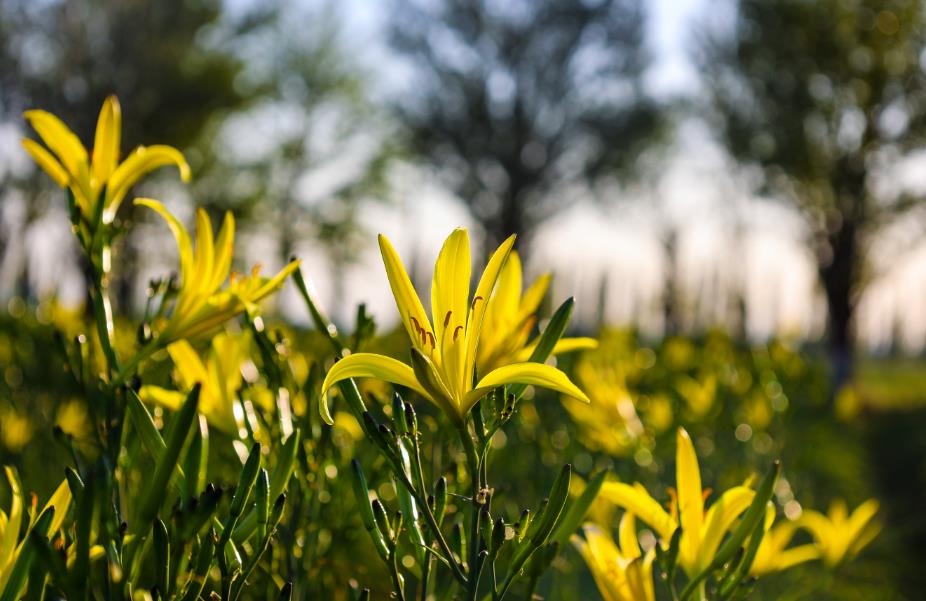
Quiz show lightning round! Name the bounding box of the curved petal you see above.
[378,234,433,351]
[464,361,589,414]
[210,212,235,291]
[21,139,69,187]
[23,110,88,177]
[320,352,431,409]
[600,482,676,541]
[0,467,23,572]
[463,234,516,382]
[166,340,209,391]
[107,145,191,220]
[92,95,121,185]
[41,478,73,538]
[192,209,216,298]
[618,512,641,559]
[135,198,194,288]
[676,428,704,570]
[699,486,755,569]
[515,337,599,362]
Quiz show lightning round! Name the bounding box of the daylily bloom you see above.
[137,199,299,346]
[0,467,71,597]
[750,509,819,576]
[139,333,245,434]
[476,250,597,373]
[798,499,880,568]
[573,514,655,601]
[599,428,757,576]
[321,229,589,424]
[22,96,190,225]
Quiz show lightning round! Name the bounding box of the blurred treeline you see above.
[3,0,926,373]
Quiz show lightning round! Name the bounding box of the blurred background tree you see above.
[0,0,250,308]
[388,0,666,253]
[699,0,926,384]
[0,0,393,314]
[203,1,398,302]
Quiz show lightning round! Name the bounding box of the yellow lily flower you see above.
[572,514,655,601]
[476,250,597,373]
[0,467,72,597]
[139,332,245,434]
[750,509,819,576]
[22,96,190,224]
[599,428,756,576]
[321,228,589,424]
[136,198,299,346]
[798,499,880,568]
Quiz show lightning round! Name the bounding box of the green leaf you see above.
[508,298,575,400]
[551,469,607,545]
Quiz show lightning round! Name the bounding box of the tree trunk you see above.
[819,216,857,391]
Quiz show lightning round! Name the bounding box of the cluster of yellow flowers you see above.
[575,428,880,600]
[19,96,881,600]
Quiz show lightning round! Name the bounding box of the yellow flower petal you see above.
[108,145,191,221]
[211,212,235,291]
[516,271,551,322]
[430,228,470,382]
[167,340,210,391]
[138,386,187,411]
[699,486,755,570]
[464,234,516,380]
[21,139,69,187]
[320,353,431,409]
[23,109,88,177]
[92,95,121,186]
[135,198,194,287]
[618,512,641,559]
[514,337,599,362]
[600,481,675,541]
[676,427,704,571]
[0,467,23,573]
[464,361,589,414]
[191,208,216,299]
[378,234,434,351]
[41,477,72,539]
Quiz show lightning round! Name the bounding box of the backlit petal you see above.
[464,361,589,415]
[699,486,755,569]
[23,109,88,177]
[107,145,190,221]
[320,353,430,408]
[378,234,433,352]
[92,95,121,185]
[431,228,470,346]
[21,139,69,187]
[676,427,704,570]
[600,481,675,541]
[464,234,516,382]
[514,337,599,362]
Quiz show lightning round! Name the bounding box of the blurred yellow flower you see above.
[563,358,643,456]
[799,499,880,568]
[573,514,655,601]
[0,408,32,452]
[139,332,245,434]
[22,96,190,224]
[136,199,299,346]
[750,509,818,576]
[476,250,596,373]
[0,467,71,597]
[599,428,757,576]
[321,229,589,424]
[675,373,716,418]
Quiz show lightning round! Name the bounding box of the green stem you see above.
[89,250,120,377]
[458,424,483,601]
